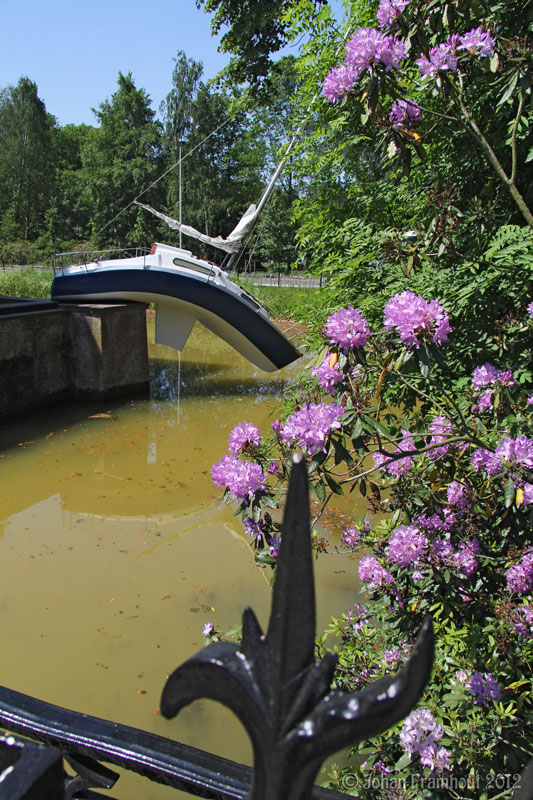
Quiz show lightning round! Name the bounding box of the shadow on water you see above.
[150,357,300,401]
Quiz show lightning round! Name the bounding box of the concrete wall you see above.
[0,300,149,419]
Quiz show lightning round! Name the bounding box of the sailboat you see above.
[50,161,301,372]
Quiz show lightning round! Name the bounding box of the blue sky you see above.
[2,0,345,128]
[1,0,244,126]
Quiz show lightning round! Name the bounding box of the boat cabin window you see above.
[173,258,214,277]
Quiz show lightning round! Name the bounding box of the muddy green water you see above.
[0,322,363,798]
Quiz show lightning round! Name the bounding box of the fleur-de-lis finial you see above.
[161,456,434,800]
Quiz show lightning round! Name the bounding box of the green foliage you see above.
[0,268,53,298]
[0,77,55,240]
[238,281,325,324]
[211,296,533,797]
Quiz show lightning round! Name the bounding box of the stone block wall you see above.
[0,300,149,419]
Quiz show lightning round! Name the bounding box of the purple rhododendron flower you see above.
[506,550,533,594]
[476,389,494,412]
[417,42,458,81]
[498,369,515,387]
[323,63,359,102]
[417,507,456,534]
[471,446,501,475]
[377,0,409,29]
[269,534,281,559]
[386,525,428,567]
[281,402,344,455]
[243,516,263,540]
[400,709,451,772]
[428,415,453,457]
[345,603,370,632]
[472,362,500,388]
[431,538,454,563]
[267,461,279,475]
[374,429,415,476]
[341,525,361,549]
[358,556,394,589]
[271,419,283,433]
[496,435,533,469]
[322,27,406,100]
[211,454,266,500]
[384,290,452,348]
[447,480,470,510]
[325,306,370,352]
[345,27,406,75]
[469,672,501,706]
[202,622,214,637]
[228,422,262,455]
[312,357,344,395]
[458,26,495,57]
[512,605,533,639]
[390,99,422,129]
[528,302,533,317]
[452,538,480,579]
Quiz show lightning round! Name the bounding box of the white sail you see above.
[134,201,246,253]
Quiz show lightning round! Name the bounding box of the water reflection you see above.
[0,322,360,799]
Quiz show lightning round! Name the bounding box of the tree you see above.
[0,77,55,241]
[195,0,327,97]
[81,71,163,246]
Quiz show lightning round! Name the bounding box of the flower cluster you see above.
[469,672,501,706]
[447,480,470,510]
[458,26,496,57]
[427,415,453,458]
[311,356,344,395]
[390,99,422,130]
[358,556,393,589]
[471,362,515,411]
[384,290,452,348]
[472,435,533,476]
[323,28,406,101]
[211,453,266,501]
[417,42,458,80]
[506,550,533,594]
[324,306,370,352]
[400,709,451,772]
[243,516,263,540]
[341,525,361,549]
[386,525,428,566]
[228,422,262,455]
[377,0,409,30]
[374,429,415,476]
[417,27,495,81]
[512,605,533,639]
[451,538,481,579]
[281,402,344,455]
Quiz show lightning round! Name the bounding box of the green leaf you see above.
[504,477,516,508]
[395,753,411,770]
[325,472,344,495]
[314,480,326,502]
[497,71,519,106]
[363,414,389,436]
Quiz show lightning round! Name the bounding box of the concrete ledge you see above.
[0,298,149,420]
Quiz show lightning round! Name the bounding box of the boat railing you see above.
[51,247,150,273]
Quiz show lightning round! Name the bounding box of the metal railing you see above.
[51,247,150,274]
[0,459,436,799]
[230,272,326,289]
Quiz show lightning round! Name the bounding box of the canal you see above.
[0,320,362,798]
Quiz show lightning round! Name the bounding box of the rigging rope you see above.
[90,116,233,242]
